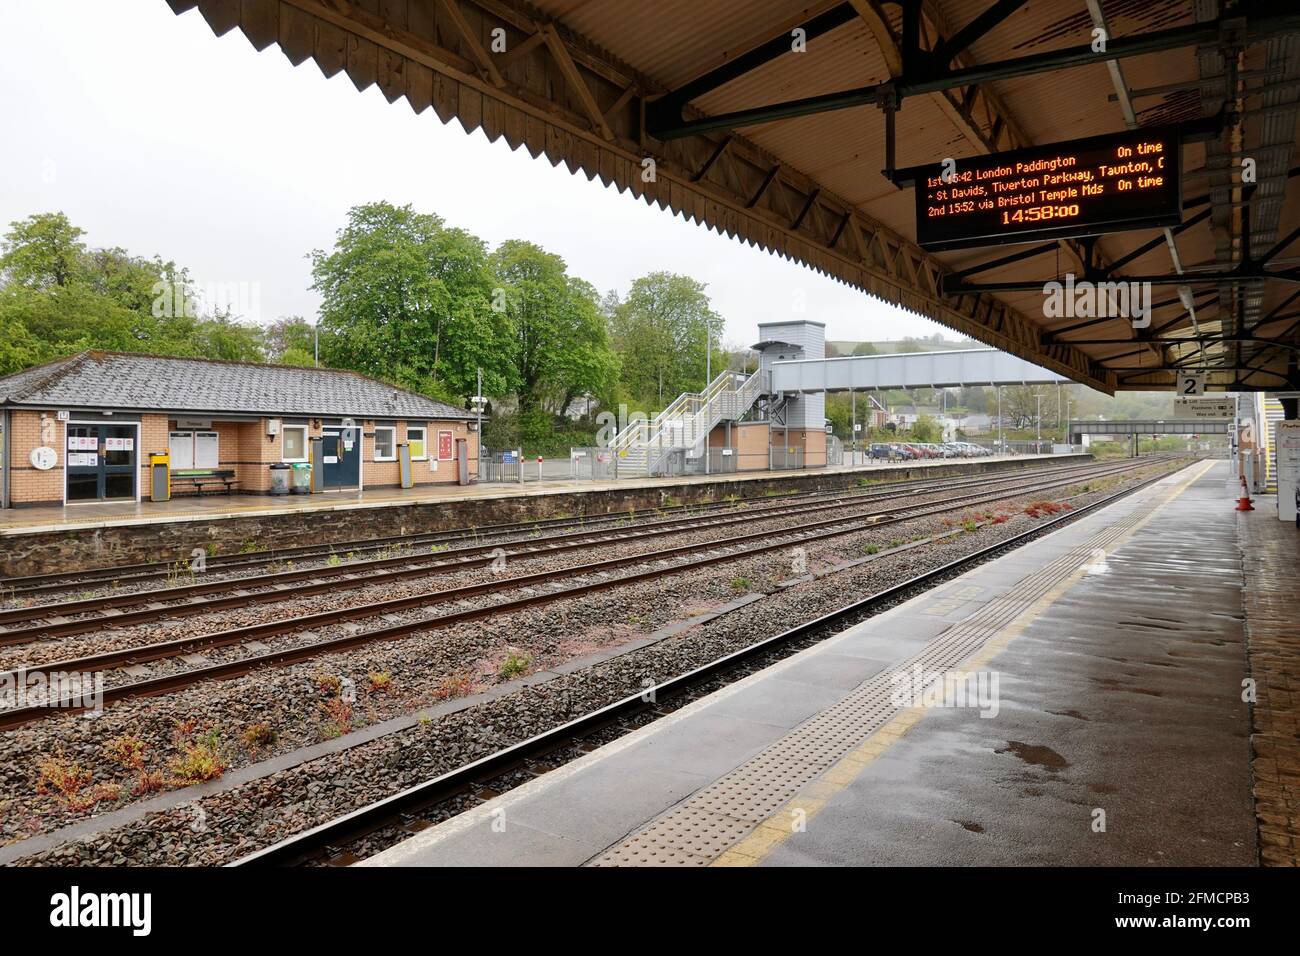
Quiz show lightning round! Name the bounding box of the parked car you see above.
[869,443,892,460]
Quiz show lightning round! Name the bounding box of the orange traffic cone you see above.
[1235,476,1255,512]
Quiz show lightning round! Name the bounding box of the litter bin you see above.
[149,452,170,502]
[269,462,291,496]
[289,462,311,495]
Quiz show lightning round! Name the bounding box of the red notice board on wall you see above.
[437,430,454,460]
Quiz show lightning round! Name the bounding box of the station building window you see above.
[374,425,396,461]
[407,425,427,460]
[282,424,308,462]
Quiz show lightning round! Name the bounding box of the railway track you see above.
[0,456,1170,728]
[0,457,1147,643]
[0,457,1104,598]
[226,457,1192,866]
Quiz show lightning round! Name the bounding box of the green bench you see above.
[171,469,239,495]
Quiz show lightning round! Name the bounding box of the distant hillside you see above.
[826,336,984,356]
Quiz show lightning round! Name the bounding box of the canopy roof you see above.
[168,0,1300,393]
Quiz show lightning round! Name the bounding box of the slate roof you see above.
[0,351,473,420]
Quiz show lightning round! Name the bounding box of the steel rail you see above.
[227,460,1192,866]
[0,459,1128,641]
[0,458,1172,728]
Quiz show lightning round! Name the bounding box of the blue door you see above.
[321,426,361,488]
[66,424,137,501]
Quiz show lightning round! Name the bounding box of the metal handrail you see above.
[608,370,767,476]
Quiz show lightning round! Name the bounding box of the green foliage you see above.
[264,315,317,366]
[911,413,941,442]
[498,648,532,679]
[482,409,597,457]
[489,240,618,415]
[312,202,508,403]
[607,272,725,409]
[0,211,265,374]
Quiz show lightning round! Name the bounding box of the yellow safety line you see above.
[711,459,1216,867]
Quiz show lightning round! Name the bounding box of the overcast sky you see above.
[0,0,949,350]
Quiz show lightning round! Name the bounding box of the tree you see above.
[957,386,988,413]
[311,202,509,403]
[911,413,941,442]
[265,315,317,366]
[1001,385,1056,429]
[0,212,89,290]
[851,341,879,356]
[608,272,725,409]
[489,240,617,416]
[0,211,265,373]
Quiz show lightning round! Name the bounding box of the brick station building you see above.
[0,351,478,507]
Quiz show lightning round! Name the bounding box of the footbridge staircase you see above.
[608,369,768,476]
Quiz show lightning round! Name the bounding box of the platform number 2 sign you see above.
[1179,373,1206,396]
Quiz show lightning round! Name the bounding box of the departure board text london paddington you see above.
[913,127,1182,252]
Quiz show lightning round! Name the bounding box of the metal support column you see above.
[997,386,1003,456]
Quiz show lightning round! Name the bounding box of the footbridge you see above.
[610,320,1072,476]
[772,349,1071,394]
[1067,420,1232,439]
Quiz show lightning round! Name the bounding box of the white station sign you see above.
[1276,420,1300,523]
[1173,397,1234,420]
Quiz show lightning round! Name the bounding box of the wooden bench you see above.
[171,469,239,496]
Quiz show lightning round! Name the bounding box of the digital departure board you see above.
[913,127,1182,252]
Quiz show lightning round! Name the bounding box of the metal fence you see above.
[570,447,618,480]
[769,446,804,470]
[646,447,740,478]
[483,438,1085,484]
[968,440,1058,455]
[826,435,844,467]
[480,449,579,483]
[478,449,521,483]
[520,457,573,482]
[564,446,743,480]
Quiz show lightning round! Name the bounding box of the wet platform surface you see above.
[0,454,1063,535]
[365,460,1288,867]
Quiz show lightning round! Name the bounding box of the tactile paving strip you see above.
[590,469,1202,866]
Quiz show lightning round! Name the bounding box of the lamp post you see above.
[475,367,484,437]
[470,368,487,477]
[996,386,1003,456]
[1036,393,1042,454]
